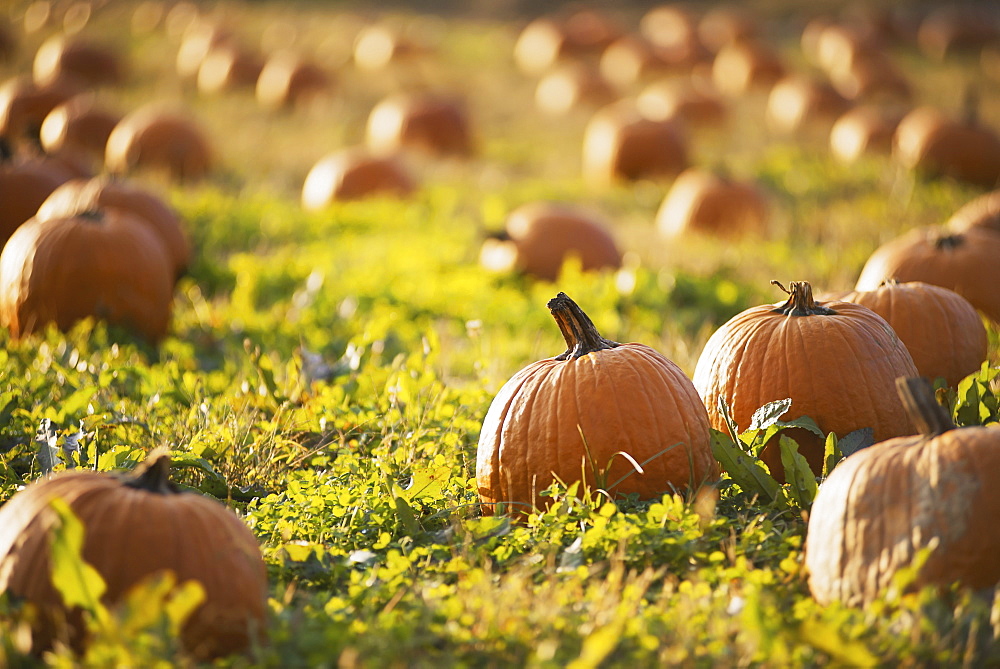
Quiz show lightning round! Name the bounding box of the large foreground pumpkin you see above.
[693,281,917,479]
[0,451,268,659]
[806,377,1000,607]
[476,293,717,516]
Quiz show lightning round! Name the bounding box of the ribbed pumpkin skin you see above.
[693,284,917,477]
[855,226,1000,323]
[806,423,1000,607]
[0,210,173,342]
[840,282,987,387]
[36,177,190,279]
[0,465,268,659]
[477,295,716,515]
[946,189,1000,234]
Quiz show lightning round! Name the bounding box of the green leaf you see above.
[778,436,817,509]
[822,432,842,478]
[749,398,792,431]
[48,497,107,616]
[710,430,783,505]
[716,396,740,442]
[837,428,873,458]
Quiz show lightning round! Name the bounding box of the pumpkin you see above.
[710,39,785,97]
[476,292,717,515]
[637,76,728,129]
[32,35,123,89]
[35,176,190,279]
[826,50,911,102]
[0,75,79,144]
[366,93,472,158]
[175,19,233,81]
[893,103,1000,187]
[582,100,688,186]
[105,105,212,182]
[829,105,903,163]
[0,450,268,659]
[0,144,74,248]
[478,201,622,281]
[513,11,621,76]
[945,189,1000,235]
[917,5,1000,61]
[697,6,757,53]
[598,35,670,90]
[534,63,616,117]
[693,280,917,479]
[855,225,1000,324]
[353,24,426,71]
[39,94,120,159]
[839,281,987,387]
[638,5,708,69]
[301,148,416,207]
[196,43,264,95]
[0,17,16,63]
[0,208,173,342]
[655,167,769,239]
[806,377,1000,607]
[765,74,850,135]
[255,51,332,111]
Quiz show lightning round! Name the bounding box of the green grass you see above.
[2,0,1000,666]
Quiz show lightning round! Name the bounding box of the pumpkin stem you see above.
[123,448,181,494]
[547,292,620,361]
[934,232,965,250]
[771,280,836,316]
[895,376,956,437]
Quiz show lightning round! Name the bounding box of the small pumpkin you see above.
[0,75,79,144]
[175,19,234,81]
[638,5,708,69]
[534,63,616,117]
[476,292,717,515]
[0,450,268,659]
[829,105,904,163]
[806,377,1000,607]
[0,142,74,248]
[366,93,472,158]
[255,51,332,111]
[893,102,1000,188]
[839,281,987,387]
[301,148,416,207]
[855,225,1000,323]
[32,35,124,89]
[582,100,688,186]
[196,43,264,95]
[478,202,622,281]
[637,76,728,129]
[513,11,621,76]
[352,24,427,72]
[945,189,1000,235]
[710,39,785,97]
[697,6,757,53]
[826,50,911,102]
[39,94,120,160]
[35,176,190,279]
[105,105,212,182]
[917,5,1000,61]
[765,74,850,135]
[0,208,173,342]
[693,280,917,479]
[655,167,769,239]
[598,35,670,90]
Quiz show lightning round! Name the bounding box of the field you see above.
[1,0,1000,666]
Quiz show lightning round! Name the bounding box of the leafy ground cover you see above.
[1,0,1000,666]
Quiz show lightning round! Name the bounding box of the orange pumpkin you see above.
[0,75,79,144]
[301,148,416,207]
[638,5,708,69]
[535,63,616,117]
[0,208,173,342]
[598,35,670,90]
[693,281,917,478]
[478,201,622,281]
[806,377,1000,607]
[477,292,717,515]
[32,35,124,89]
[366,93,473,158]
[839,281,987,387]
[582,100,688,186]
[829,105,903,163]
[945,189,1000,235]
[855,226,1000,323]
[0,146,73,249]
[39,94,120,159]
[35,176,190,279]
[105,105,212,182]
[710,39,785,97]
[893,104,1000,187]
[255,51,332,111]
[765,74,850,135]
[637,76,728,129]
[655,167,769,238]
[917,5,1000,61]
[0,451,268,659]
[196,44,264,95]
